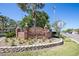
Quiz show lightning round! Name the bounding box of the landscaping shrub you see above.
[11,39,16,46]
[5,31,16,38]
[5,38,9,43]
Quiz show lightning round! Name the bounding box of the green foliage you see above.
[63,29,73,33]
[74,29,79,33]
[11,39,16,46]
[0,15,7,30]
[6,19,16,27]
[17,3,48,28]
[52,20,62,32]
[19,11,50,28]
[18,20,26,29]
[63,28,79,34]
[0,15,16,29]
[35,11,49,28]
[5,38,9,43]
[5,31,16,38]
[52,20,65,37]
[17,3,45,15]
[52,21,60,37]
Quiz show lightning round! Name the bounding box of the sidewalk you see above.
[0,37,6,41]
[62,33,79,44]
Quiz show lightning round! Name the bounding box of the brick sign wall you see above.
[16,27,52,39]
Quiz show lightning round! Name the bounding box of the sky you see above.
[0,3,79,30]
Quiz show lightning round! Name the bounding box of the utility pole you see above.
[53,6,60,21]
[52,6,60,37]
[52,6,56,21]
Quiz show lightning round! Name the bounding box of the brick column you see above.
[24,28,29,39]
[16,27,20,38]
[44,27,47,39]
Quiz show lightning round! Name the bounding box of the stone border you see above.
[0,38,64,53]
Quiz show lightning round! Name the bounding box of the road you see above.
[62,33,79,44]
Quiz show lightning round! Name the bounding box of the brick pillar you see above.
[44,26,48,39]
[24,28,29,39]
[16,27,20,38]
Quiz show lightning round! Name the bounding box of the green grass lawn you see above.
[4,37,79,56]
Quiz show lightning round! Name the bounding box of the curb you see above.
[62,33,79,44]
[69,37,79,44]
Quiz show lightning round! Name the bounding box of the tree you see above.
[0,15,16,37]
[52,20,65,37]
[0,15,7,31]
[18,20,27,30]
[63,29,73,33]
[17,3,45,15]
[17,3,45,28]
[17,3,50,39]
[6,18,16,28]
[0,15,16,30]
[19,11,50,28]
[35,11,49,28]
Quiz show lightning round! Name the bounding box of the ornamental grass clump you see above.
[5,38,9,43]
[11,39,16,46]
[5,31,16,38]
